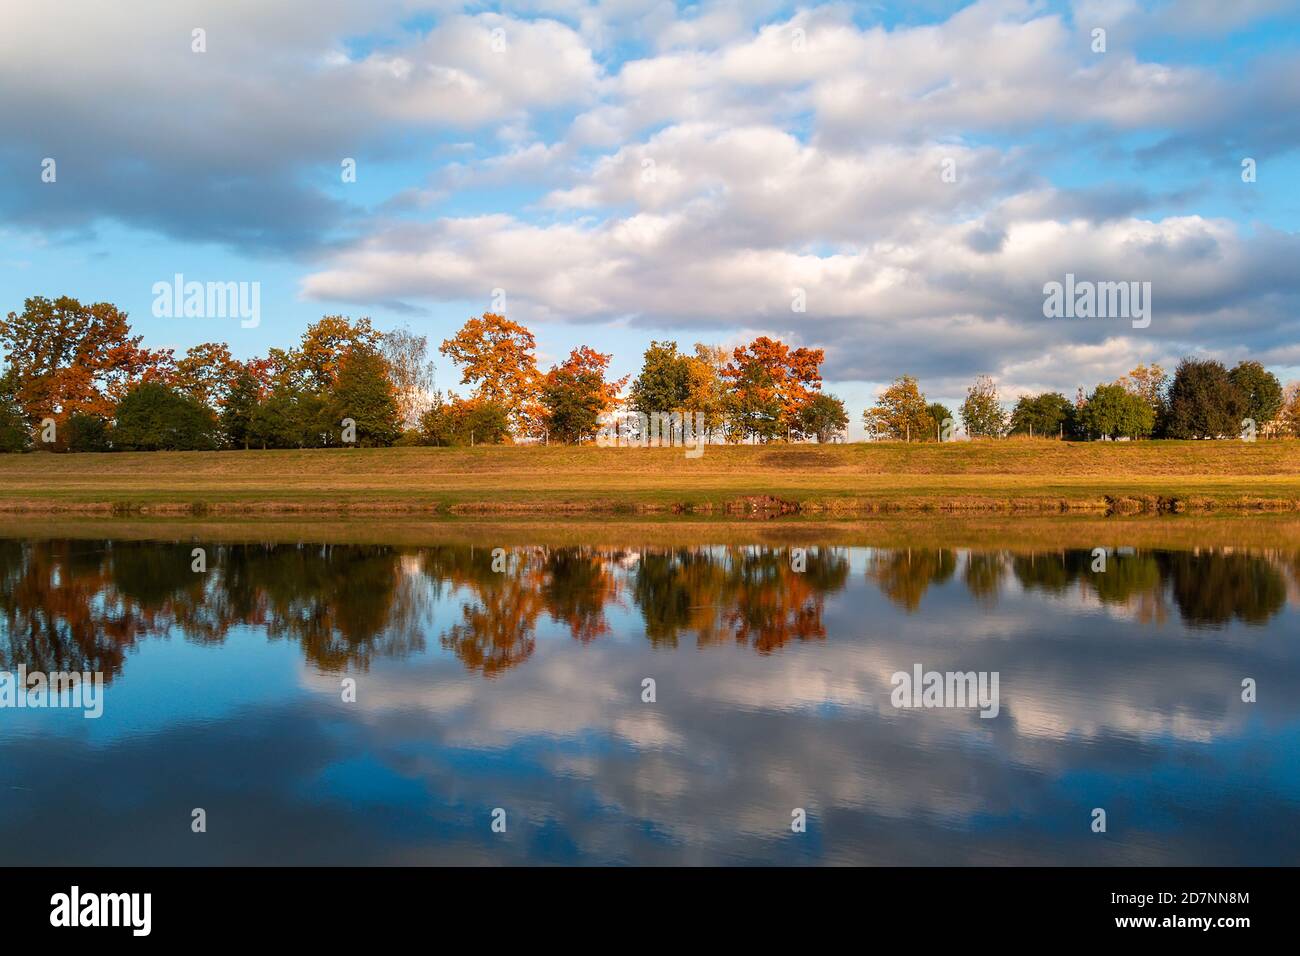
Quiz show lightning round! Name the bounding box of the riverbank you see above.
[3,440,1299,516]
[5,512,1300,551]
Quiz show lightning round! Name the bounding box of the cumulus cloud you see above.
[304,201,1300,385]
[2,0,1297,391]
[0,4,599,251]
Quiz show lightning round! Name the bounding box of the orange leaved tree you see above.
[722,336,824,442]
[439,313,542,436]
[540,346,628,443]
[0,295,172,433]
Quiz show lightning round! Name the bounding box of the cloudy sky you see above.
[2,0,1298,420]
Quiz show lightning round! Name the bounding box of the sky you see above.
[1,0,1298,425]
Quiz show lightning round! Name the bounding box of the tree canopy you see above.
[864,375,931,441]
[1079,383,1155,439]
[960,375,1008,438]
[113,382,220,451]
[1,293,1296,454]
[1165,359,1246,439]
[1009,392,1076,438]
[439,313,541,434]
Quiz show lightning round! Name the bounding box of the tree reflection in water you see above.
[0,539,1292,681]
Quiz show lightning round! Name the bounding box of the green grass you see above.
[2,439,1299,515]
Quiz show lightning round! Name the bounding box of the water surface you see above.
[1,535,1297,864]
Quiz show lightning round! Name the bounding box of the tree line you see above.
[2,539,1288,683]
[0,297,848,451]
[0,295,1295,452]
[864,361,1299,441]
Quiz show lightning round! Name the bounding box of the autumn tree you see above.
[174,342,241,410]
[418,394,511,446]
[1117,363,1168,425]
[1279,383,1300,437]
[291,315,383,392]
[0,295,171,429]
[439,313,541,434]
[722,336,824,442]
[863,375,931,441]
[540,347,627,444]
[960,375,1008,438]
[686,344,728,441]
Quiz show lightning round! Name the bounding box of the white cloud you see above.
[2,0,1296,392]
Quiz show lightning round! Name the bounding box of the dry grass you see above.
[2,440,1298,515]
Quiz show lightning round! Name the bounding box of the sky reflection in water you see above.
[1,538,1297,865]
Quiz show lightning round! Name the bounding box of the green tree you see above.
[628,341,691,414]
[1165,358,1246,439]
[1078,383,1155,439]
[863,375,930,441]
[112,382,219,451]
[1009,392,1076,438]
[960,375,1008,438]
[797,393,849,442]
[221,366,263,449]
[249,380,324,449]
[926,402,954,441]
[1228,360,1283,429]
[322,346,401,447]
[0,368,28,452]
[541,372,603,443]
[0,402,26,452]
[723,368,784,442]
[65,412,111,452]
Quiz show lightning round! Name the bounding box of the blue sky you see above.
[1,0,1298,421]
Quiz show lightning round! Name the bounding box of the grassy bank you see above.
[3,440,1299,516]
[5,513,1300,551]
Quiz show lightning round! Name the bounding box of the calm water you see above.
[1,535,1298,865]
